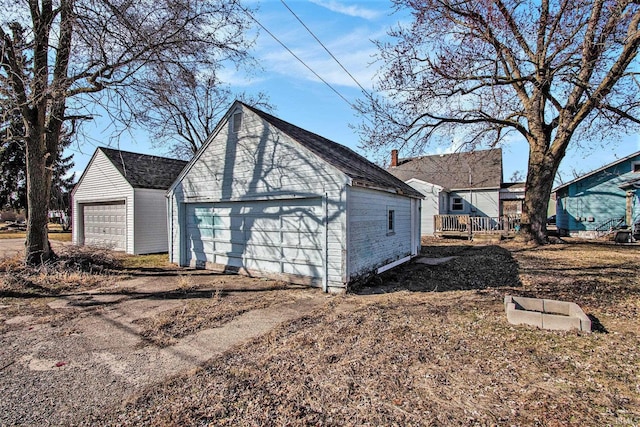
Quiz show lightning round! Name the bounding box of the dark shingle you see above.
[242,104,423,198]
[100,147,187,190]
[388,149,503,190]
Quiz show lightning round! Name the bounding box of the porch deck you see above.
[434,214,521,239]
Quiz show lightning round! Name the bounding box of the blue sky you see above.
[67,0,640,185]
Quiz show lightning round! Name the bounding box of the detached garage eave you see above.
[350,179,423,199]
[178,192,329,203]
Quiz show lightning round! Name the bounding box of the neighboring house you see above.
[72,147,187,254]
[553,151,640,238]
[168,101,423,293]
[388,148,524,235]
[500,182,527,216]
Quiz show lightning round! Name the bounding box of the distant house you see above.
[72,147,187,254]
[553,151,640,238]
[388,148,525,235]
[167,101,423,292]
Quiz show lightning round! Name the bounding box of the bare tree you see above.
[358,0,640,243]
[0,0,254,264]
[134,68,273,160]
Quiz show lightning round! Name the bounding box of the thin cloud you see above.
[310,0,382,20]
[251,21,384,88]
[260,30,380,89]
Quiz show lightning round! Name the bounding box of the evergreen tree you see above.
[49,134,75,230]
[0,107,26,210]
[0,106,75,222]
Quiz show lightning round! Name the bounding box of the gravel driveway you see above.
[0,272,326,425]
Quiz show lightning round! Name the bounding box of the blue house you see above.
[553,151,640,238]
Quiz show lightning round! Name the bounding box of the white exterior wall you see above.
[133,188,170,254]
[169,105,348,290]
[448,189,500,217]
[347,186,414,278]
[72,150,135,254]
[406,179,442,235]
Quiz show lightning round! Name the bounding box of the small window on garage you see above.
[232,111,242,133]
[387,208,395,235]
[632,161,640,173]
[451,197,464,211]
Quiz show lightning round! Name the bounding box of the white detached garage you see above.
[168,102,423,292]
[72,147,187,254]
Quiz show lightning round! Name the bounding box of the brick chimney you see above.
[391,149,398,167]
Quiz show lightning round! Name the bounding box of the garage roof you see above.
[100,147,188,190]
[243,104,424,199]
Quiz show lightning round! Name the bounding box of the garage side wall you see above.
[133,188,169,254]
[347,186,414,279]
[72,150,135,254]
[169,106,348,290]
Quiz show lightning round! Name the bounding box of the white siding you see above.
[170,105,348,290]
[72,150,135,254]
[448,189,500,217]
[406,179,442,235]
[133,188,170,254]
[347,186,414,278]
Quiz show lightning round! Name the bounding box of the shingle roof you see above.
[388,148,503,190]
[501,182,526,190]
[242,104,424,199]
[100,147,187,190]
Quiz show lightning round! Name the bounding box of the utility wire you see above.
[279,0,371,96]
[237,4,355,110]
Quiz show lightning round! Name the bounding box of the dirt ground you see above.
[1,239,639,426]
[0,238,69,258]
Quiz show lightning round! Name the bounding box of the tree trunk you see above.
[24,128,54,265]
[519,142,560,244]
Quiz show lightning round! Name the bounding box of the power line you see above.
[279,0,371,96]
[237,4,355,110]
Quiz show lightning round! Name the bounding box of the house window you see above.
[632,161,640,173]
[232,111,242,133]
[451,197,464,211]
[387,209,395,234]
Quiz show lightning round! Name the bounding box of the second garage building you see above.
[72,147,187,254]
[168,102,423,292]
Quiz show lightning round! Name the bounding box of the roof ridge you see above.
[399,147,502,163]
[240,103,423,198]
[99,146,187,163]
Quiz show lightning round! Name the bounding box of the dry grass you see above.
[0,246,122,333]
[0,231,72,241]
[105,239,640,426]
[133,279,297,347]
[118,253,172,269]
[0,246,120,292]
[0,222,72,241]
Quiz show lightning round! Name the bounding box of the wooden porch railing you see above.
[434,214,521,238]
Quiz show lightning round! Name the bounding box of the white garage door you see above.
[185,198,324,281]
[83,202,126,251]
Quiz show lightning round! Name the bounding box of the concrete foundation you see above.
[504,295,591,333]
